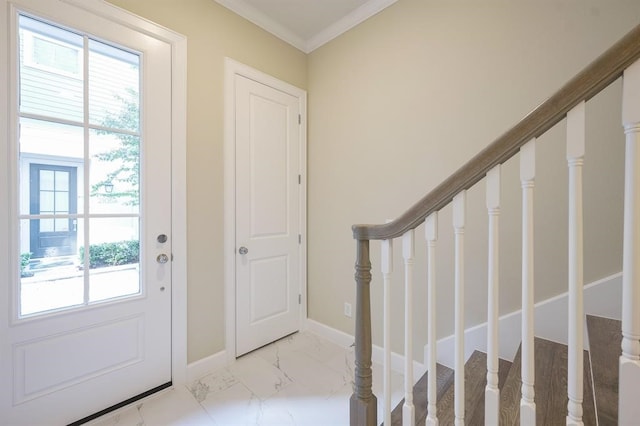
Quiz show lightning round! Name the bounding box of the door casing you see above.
[0,0,188,391]
[223,58,307,361]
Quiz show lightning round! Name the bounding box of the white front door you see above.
[235,74,303,356]
[0,1,173,424]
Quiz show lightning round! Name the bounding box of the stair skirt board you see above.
[433,272,622,368]
[307,272,621,375]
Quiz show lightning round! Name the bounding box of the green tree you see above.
[90,88,140,206]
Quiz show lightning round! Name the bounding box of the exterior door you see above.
[235,74,303,356]
[0,1,173,424]
[29,164,78,258]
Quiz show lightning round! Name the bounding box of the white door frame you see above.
[0,0,188,386]
[224,58,307,361]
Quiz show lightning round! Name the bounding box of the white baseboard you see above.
[307,272,622,373]
[431,272,623,368]
[306,318,427,382]
[186,350,228,383]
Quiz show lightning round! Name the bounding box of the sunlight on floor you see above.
[87,331,404,425]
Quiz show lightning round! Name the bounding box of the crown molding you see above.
[214,0,398,53]
[306,0,398,52]
[214,0,307,52]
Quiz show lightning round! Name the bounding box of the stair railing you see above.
[350,23,640,426]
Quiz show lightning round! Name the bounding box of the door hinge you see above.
[298,114,301,124]
[298,174,301,184]
[298,294,301,304]
[298,234,302,244]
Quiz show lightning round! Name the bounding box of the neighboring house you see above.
[18,15,138,262]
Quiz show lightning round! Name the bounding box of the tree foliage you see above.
[90,88,140,206]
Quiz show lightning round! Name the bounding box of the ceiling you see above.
[215,0,398,53]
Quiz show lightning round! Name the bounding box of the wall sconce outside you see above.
[104,182,114,193]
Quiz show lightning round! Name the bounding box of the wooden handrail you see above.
[352,23,640,241]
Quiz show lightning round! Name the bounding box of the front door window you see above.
[18,14,142,317]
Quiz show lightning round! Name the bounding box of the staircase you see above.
[387,315,620,425]
[349,22,640,426]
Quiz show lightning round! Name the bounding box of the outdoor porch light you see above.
[104,182,114,193]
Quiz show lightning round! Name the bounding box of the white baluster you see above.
[619,58,640,424]
[520,139,536,425]
[453,191,466,426]
[567,102,585,425]
[425,212,439,426]
[382,231,393,426]
[403,230,415,426]
[485,165,501,425]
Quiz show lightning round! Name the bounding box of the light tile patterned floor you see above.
[88,331,404,426]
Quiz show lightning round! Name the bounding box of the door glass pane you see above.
[17,13,144,318]
[20,218,84,316]
[55,170,69,190]
[89,39,139,132]
[39,170,54,190]
[88,218,140,303]
[39,191,54,211]
[55,191,69,212]
[90,129,140,214]
[20,117,84,216]
[19,15,84,123]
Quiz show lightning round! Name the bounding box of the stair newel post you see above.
[485,165,501,425]
[425,212,439,426]
[453,191,466,426]
[619,58,640,425]
[520,139,536,426]
[566,102,586,426]
[403,230,416,426]
[382,228,393,426]
[351,238,377,426]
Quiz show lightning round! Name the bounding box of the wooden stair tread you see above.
[499,344,522,425]
[435,351,512,425]
[587,315,621,426]
[499,337,597,425]
[387,363,454,426]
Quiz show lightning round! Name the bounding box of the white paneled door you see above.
[235,74,304,357]
[0,1,173,424]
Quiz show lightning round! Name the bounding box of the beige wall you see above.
[307,0,640,358]
[105,0,640,365]
[106,0,307,363]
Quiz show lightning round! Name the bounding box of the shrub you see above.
[79,240,139,269]
[20,252,32,277]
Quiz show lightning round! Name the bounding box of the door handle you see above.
[238,247,248,255]
[157,253,169,264]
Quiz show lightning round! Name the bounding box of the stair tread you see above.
[387,363,454,426]
[499,344,522,425]
[499,337,597,425]
[434,351,512,425]
[587,314,621,426]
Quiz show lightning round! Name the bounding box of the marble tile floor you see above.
[88,331,405,426]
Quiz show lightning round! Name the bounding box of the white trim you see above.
[306,319,426,383]
[215,0,306,52]
[224,58,308,362]
[431,272,623,368]
[186,350,228,384]
[308,272,622,375]
[306,0,398,52]
[214,0,398,53]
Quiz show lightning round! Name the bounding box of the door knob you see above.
[238,246,248,255]
[157,253,169,264]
